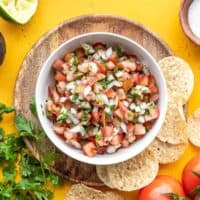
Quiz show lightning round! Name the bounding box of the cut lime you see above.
[0,0,38,24]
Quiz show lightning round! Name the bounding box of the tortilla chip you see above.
[158,56,194,104]
[96,166,114,189]
[149,138,187,164]
[188,108,200,147]
[157,99,188,144]
[98,149,159,191]
[65,184,123,200]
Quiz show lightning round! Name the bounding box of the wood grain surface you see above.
[14,14,173,186]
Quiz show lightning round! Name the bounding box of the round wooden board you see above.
[14,14,173,186]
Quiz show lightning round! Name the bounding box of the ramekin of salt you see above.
[180,0,200,45]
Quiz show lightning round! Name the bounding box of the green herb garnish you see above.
[113,45,123,57]
[0,103,15,121]
[73,56,79,65]
[29,96,37,117]
[98,79,113,89]
[0,102,62,200]
[71,93,79,103]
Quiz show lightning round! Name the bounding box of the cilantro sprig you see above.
[0,103,14,121]
[0,101,62,200]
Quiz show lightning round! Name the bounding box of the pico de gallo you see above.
[46,42,159,157]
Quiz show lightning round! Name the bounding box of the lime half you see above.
[0,0,38,24]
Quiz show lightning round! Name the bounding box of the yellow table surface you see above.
[0,0,200,199]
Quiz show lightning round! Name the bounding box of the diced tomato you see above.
[127,123,134,133]
[53,125,65,135]
[64,53,74,62]
[101,126,113,137]
[111,134,124,145]
[145,106,160,122]
[149,84,158,93]
[122,79,134,91]
[48,87,60,104]
[108,51,118,63]
[55,72,66,82]
[106,61,116,70]
[119,60,136,71]
[87,76,98,86]
[75,48,85,57]
[148,75,158,93]
[118,101,128,112]
[134,124,146,135]
[82,142,97,157]
[139,75,149,86]
[104,88,116,98]
[122,139,129,148]
[150,94,159,102]
[97,63,106,73]
[114,108,124,119]
[126,54,137,59]
[117,89,126,100]
[93,42,106,50]
[136,63,143,72]
[132,73,140,84]
[92,112,100,122]
[97,146,107,154]
[65,100,72,109]
[52,59,64,71]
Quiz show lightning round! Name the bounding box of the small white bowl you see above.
[36,32,167,165]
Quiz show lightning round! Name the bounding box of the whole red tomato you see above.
[138,175,186,200]
[182,154,200,197]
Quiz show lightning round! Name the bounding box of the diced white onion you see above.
[120,122,127,133]
[84,85,92,97]
[138,116,145,123]
[123,101,129,107]
[107,80,122,89]
[60,97,67,103]
[69,124,86,136]
[89,62,98,75]
[130,103,136,110]
[115,70,123,78]
[66,82,76,91]
[107,146,118,154]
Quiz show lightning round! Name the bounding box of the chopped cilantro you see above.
[144,109,150,115]
[98,79,113,89]
[73,56,79,65]
[70,65,77,71]
[71,93,79,103]
[93,128,102,140]
[0,103,15,121]
[113,45,123,57]
[30,96,37,117]
[0,128,4,140]
[57,112,68,122]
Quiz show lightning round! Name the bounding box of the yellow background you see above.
[0,0,200,199]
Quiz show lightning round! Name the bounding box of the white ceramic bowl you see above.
[36,32,167,165]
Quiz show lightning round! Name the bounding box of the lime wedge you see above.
[0,0,38,24]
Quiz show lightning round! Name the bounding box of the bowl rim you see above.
[36,32,168,165]
[179,0,200,46]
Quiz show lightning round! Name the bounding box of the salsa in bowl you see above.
[36,32,167,165]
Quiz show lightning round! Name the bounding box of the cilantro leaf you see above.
[3,164,16,182]
[14,115,34,137]
[30,97,37,117]
[0,103,15,121]
[0,128,4,140]
[97,79,113,89]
